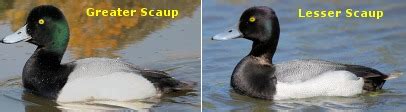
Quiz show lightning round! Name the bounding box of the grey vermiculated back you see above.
[274,59,351,83]
[64,58,142,82]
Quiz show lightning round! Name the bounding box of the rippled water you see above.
[203,0,406,111]
[0,0,201,111]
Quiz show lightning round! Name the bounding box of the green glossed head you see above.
[27,5,70,53]
[1,5,69,54]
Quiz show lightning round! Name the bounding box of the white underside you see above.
[56,58,157,102]
[274,71,364,100]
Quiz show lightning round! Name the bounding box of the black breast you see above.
[231,56,277,99]
[22,58,74,99]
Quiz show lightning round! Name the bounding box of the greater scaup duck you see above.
[212,6,399,100]
[0,5,194,102]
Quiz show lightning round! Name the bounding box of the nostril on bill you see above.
[17,32,21,34]
[228,30,232,33]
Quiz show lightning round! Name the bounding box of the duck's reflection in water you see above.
[22,91,158,112]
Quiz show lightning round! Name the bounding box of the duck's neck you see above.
[248,36,279,64]
[30,46,66,66]
[23,36,68,77]
[23,46,66,80]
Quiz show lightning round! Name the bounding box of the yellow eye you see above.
[38,19,45,24]
[249,16,256,22]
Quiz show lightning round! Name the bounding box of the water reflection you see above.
[0,0,199,59]
[21,90,155,111]
[204,87,384,111]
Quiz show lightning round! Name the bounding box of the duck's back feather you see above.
[64,58,139,81]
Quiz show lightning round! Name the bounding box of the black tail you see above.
[363,71,403,91]
[362,73,387,91]
[345,65,390,91]
[139,70,196,93]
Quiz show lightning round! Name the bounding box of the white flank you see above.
[57,72,157,102]
[274,71,364,100]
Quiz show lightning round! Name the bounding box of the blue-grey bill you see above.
[1,25,31,44]
[212,25,242,40]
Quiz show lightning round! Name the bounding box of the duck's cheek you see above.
[1,25,32,44]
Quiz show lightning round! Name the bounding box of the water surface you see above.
[203,0,406,111]
[0,0,201,111]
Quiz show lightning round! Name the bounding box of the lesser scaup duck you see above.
[0,5,194,102]
[212,6,399,100]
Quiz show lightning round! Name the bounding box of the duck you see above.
[212,6,400,100]
[0,5,194,102]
